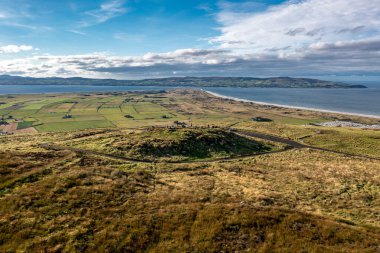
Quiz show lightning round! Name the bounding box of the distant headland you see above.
[0,75,367,88]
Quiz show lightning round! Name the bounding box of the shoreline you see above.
[204,90,380,120]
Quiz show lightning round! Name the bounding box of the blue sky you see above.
[0,0,285,55]
[1,0,216,55]
[0,0,379,79]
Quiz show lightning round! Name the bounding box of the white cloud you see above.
[0,49,240,78]
[212,0,380,56]
[1,42,378,79]
[0,45,34,54]
[80,0,128,27]
[0,2,53,31]
[309,39,380,51]
[68,30,87,36]
[0,21,53,31]
[1,0,380,78]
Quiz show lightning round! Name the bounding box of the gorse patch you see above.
[103,128,272,161]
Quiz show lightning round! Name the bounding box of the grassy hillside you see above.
[1,89,380,252]
[66,128,274,162]
[1,138,380,252]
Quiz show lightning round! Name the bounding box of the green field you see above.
[0,92,189,132]
[16,121,34,130]
[1,90,379,153]
[35,120,115,132]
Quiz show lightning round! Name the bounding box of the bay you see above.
[204,82,380,118]
[0,81,379,117]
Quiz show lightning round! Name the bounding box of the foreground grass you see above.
[236,122,380,159]
[1,146,380,252]
[302,127,380,158]
[1,89,380,252]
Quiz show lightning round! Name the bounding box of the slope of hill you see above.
[1,90,380,252]
[67,128,274,162]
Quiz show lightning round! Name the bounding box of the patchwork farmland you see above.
[0,91,188,133]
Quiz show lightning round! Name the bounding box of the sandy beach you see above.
[204,90,380,120]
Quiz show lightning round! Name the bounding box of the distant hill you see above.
[0,75,367,88]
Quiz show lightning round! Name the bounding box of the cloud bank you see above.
[1,0,380,78]
[0,45,34,54]
[213,0,380,54]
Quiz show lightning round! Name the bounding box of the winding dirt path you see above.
[235,130,380,161]
[236,130,307,148]
[38,143,292,164]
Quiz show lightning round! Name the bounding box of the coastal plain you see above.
[1,89,380,252]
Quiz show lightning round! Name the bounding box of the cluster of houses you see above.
[1,115,18,135]
[173,121,187,128]
[0,114,11,124]
[168,121,219,130]
[62,114,73,119]
[252,116,273,122]
[0,120,10,135]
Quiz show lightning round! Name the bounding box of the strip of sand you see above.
[204,90,380,120]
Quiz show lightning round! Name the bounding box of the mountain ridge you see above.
[0,75,367,88]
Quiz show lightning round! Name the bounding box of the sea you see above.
[0,81,379,118]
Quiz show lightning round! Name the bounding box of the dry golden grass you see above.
[1,89,380,252]
[1,146,380,252]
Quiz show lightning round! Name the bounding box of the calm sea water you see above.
[0,82,379,117]
[204,82,380,117]
[0,85,178,94]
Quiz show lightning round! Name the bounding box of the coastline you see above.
[204,90,380,120]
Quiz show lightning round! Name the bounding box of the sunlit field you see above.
[1,89,380,252]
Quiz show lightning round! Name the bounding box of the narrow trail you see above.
[38,143,292,164]
[39,129,380,164]
[236,130,380,161]
[236,130,307,148]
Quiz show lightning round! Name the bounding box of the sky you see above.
[0,0,379,80]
